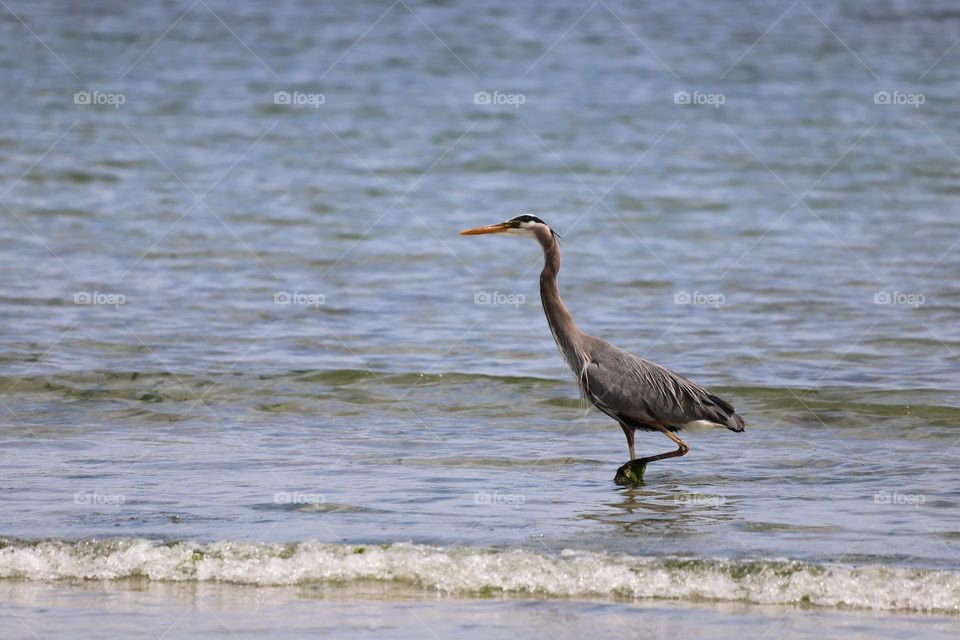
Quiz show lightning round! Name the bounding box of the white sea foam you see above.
[0,539,957,613]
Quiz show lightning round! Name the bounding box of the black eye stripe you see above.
[509,214,546,225]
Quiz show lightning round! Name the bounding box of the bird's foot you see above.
[614,459,647,486]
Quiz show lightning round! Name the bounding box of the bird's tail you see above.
[706,393,745,432]
[725,413,746,432]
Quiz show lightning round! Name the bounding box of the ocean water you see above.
[2,0,960,637]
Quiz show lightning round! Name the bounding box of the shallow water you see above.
[2,0,960,637]
[5,580,960,640]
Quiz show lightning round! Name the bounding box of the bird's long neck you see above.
[536,228,585,372]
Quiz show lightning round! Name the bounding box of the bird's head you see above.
[459,214,559,243]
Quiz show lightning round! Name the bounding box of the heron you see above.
[460,215,745,483]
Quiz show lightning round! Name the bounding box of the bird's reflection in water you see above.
[577,482,738,539]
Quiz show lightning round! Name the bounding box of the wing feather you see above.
[582,341,744,431]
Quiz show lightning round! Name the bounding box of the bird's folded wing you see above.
[583,348,734,428]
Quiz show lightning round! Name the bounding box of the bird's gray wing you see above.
[582,341,743,430]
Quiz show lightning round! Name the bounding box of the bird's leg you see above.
[619,423,636,461]
[614,425,689,485]
[635,425,689,465]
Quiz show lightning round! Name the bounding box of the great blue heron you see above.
[461,215,745,483]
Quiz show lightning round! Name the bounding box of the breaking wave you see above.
[1,538,957,613]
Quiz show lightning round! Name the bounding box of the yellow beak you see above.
[459,222,512,236]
